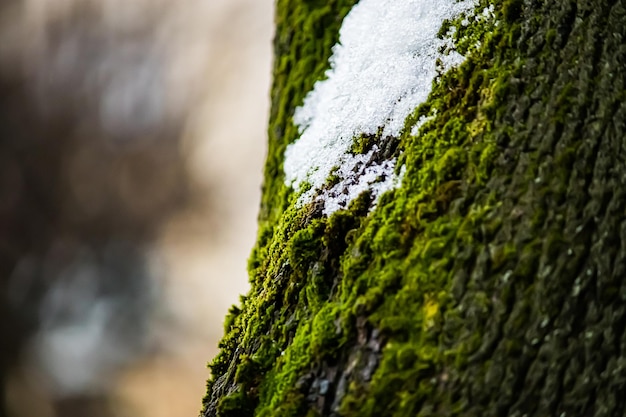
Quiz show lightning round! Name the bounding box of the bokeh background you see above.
[0,0,273,416]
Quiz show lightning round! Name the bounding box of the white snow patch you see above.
[284,0,477,215]
[321,146,405,215]
[410,113,436,137]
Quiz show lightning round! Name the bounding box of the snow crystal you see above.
[283,0,477,215]
[410,113,435,137]
[320,146,403,215]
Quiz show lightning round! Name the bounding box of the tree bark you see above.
[202,0,626,416]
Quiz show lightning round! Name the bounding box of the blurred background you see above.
[0,0,272,416]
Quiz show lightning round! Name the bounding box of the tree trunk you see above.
[202,0,626,416]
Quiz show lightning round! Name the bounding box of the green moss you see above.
[310,303,344,358]
[205,0,626,416]
[217,389,255,417]
[349,132,379,155]
[324,166,341,188]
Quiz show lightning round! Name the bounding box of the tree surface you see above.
[202,0,626,416]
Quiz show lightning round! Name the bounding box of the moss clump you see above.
[349,132,379,155]
[204,0,626,416]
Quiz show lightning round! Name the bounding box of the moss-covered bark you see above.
[202,0,626,416]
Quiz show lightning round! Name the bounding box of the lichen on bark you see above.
[202,0,626,416]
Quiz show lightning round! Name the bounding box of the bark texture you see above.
[202,0,626,416]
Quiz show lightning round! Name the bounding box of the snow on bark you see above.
[283,0,477,215]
